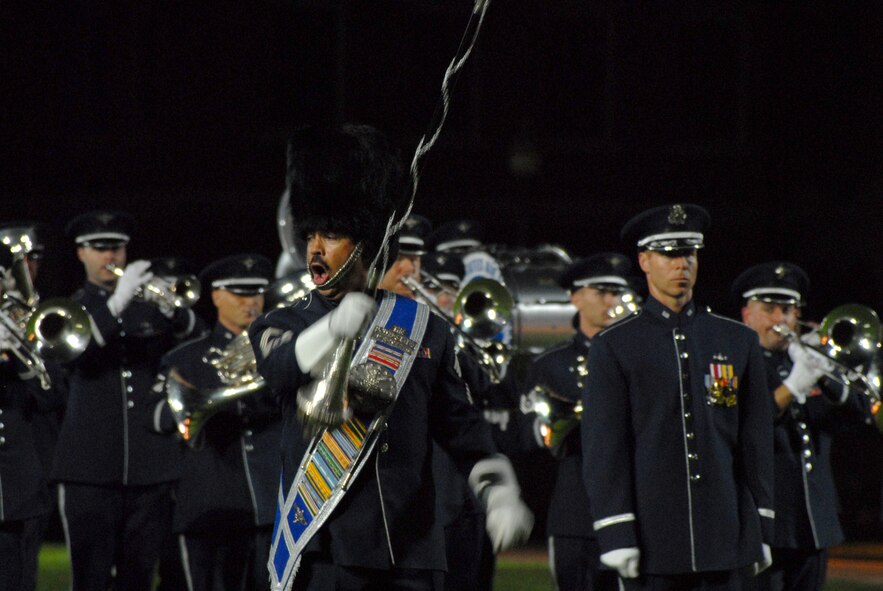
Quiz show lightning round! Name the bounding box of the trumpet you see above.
[165,332,265,445]
[106,263,200,310]
[772,303,881,402]
[401,274,513,383]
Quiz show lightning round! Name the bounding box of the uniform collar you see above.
[83,279,112,298]
[762,347,789,363]
[211,323,237,344]
[574,328,593,349]
[644,296,697,327]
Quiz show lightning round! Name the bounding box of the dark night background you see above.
[3,2,883,541]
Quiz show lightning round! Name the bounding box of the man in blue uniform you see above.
[377,213,431,298]
[155,253,280,591]
[582,204,774,590]
[526,253,632,591]
[54,210,197,591]
[0,242,61,591]
[732,262,868,591]
[249,125,532,591]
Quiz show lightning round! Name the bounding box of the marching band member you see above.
[377,213,431,298]
[0,245,61,591]
[53,210,196,591]
[154,253,280,591]
[0,221,66,591]
[524,253,633,591]
[732,262,870,591]
[383,216,497,591]
[249,124,532,590]
[582,204,774,590]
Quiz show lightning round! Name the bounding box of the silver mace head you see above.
[295,337,354,439]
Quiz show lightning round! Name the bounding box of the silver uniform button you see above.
[686,432,695,440]
[803,449,812,458]
[381,443,389,453]
[0,436,5,444]
[805,462,814,472]
[127,400,134,408]
[690,474,701,482]
[245,444,254,452]
[680,352,689,359]
[244,430,253,437]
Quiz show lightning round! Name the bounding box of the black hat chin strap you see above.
[319,242,364,291]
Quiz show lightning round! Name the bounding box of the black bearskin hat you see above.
[286,124,408,262]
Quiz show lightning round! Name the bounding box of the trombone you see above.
[106,263,200,310]
[401,274,513,383]
[772,303,881,402]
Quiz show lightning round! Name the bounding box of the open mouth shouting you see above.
[310,257,331,286]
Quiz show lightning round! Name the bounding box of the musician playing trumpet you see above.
[53,210,198,591]
[152,254,280,591]
[732,262,870,591]
[249,125,532,591]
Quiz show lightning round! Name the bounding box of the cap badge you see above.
[242,257,256,270]
[405,217,419,229]
[775,265,786,279]
[97,213,115,225]
[667,204,687,225]
[457,221,471,233]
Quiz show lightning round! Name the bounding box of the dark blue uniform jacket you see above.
[582,297,774,574]
[52,281,192,485]
[159,323,282,533]
[249,290,497,571]
[0,356,60,521]
[527,331,594,539]
[762,348,866,550]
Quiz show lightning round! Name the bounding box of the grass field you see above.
[34,544,883,591]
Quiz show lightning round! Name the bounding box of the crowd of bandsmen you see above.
[0,124,879,591]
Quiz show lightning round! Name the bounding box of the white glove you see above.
[107,260,153,317]
[468,454,534,553]
[294,292,376,374]
[600,547,640,579]
[783,343,833,403]
[753,543,773,575]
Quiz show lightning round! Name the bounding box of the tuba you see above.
[774,303,882,404]
[106,263,201,310]
[165,332,265,445]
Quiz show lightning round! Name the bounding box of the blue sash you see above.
[269,293,429,590]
